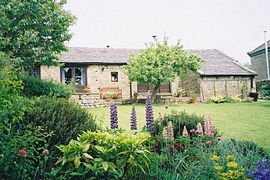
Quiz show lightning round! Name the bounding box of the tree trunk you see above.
[151,83,160,103]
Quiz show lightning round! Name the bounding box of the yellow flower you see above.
[211,155,220,161]
[227,161,238,169]
[214,165,223,171]
[226,155,235,162]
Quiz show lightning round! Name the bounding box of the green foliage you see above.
[148,114,268,179]
[24,97,99,160]
[124,37,201,100]
[0,0,75,70]
[52,130,152,179]
[0,53,52,179]
[148,137,267,179]
[175,87,186,97]
[206,95,241,104]
[21,75,74,98]
[241,81,248,99]
[259,83,270,98]
[0,52,26,123]
[214,139,269,175]
[148,135,219,179]
[0,127,52,179]
[154,110,204,138]
[212,155,246,179]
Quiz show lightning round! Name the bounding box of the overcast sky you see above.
[65,0,270,64]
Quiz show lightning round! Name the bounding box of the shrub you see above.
[24,97,99,167]
[148,137,268,179]
[0,53,26,123]
[148,135,219,179]
[214,139,269,175]
[206,95,241,104]
[0,127,51,179]
[259,84,270,98]
[21,75,74,98]
[154,110,204,138]
[0,56,51,178]
[52,130,152,179]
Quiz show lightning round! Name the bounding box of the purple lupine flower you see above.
[130,105,137,130]
[110,103,118,129]
[249,158,270,180]
[145,96,154,131]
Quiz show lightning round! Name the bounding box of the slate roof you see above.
[248,40,270,56]
[60,47,256,76]
[61,47,140,64]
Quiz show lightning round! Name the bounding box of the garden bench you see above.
[100,87,122,99]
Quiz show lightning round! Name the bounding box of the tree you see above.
[124,38,202,102]
[0,0,75,71]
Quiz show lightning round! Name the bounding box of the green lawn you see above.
[89,101,270,153]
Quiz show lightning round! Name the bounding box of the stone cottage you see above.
[248,40,270,81]
[39,47,256,104]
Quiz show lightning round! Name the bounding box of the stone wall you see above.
[200,76,254,100]
[250,53,270,81]
[70,93,122,108]
[40,65,60,82]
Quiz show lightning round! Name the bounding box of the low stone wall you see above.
[70,93,202,108]
[70,93,122,108]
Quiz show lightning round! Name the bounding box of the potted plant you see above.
[133,92,138,100]
[176,88,186,97]
[190,92,197,104]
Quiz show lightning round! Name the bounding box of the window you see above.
[61,67,86,87]
[137,83,171,93]
[111,72,118,82]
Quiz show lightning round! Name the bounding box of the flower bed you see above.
[52,99,269,179]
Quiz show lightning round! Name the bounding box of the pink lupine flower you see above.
[182,126,189,137]
[19,149,27,157]
[204,116,215,137]
[167,121,174,141]
[162,127,168,139]
[196,123,204,136]
[206,141,212,145]
[190,129,195,133]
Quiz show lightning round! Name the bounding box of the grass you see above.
[89,101,270,154]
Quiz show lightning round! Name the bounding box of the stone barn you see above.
[38,47,256,106]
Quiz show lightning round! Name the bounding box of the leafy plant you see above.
[0,56,52,178]
[175,87,186,97]
[211,155,246,179]
[52,130,152,179]
[0,127,52,179]
[24,96,99,169]
[154,110,204,138]
[214,139,269,176]
[21,75,74,98]
[259,84,270,98]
